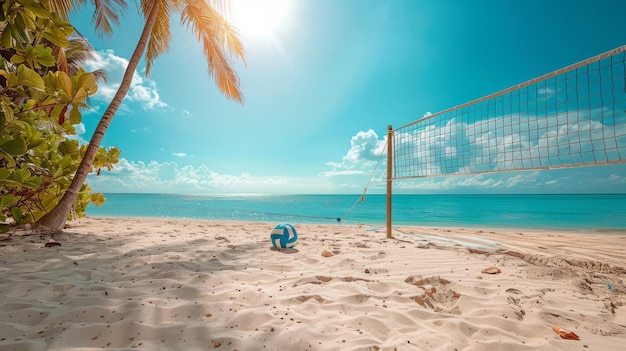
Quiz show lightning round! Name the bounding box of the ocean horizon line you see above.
[97,192,626,196]
[86,193,626,231]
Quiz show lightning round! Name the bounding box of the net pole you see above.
[386,125,393,239]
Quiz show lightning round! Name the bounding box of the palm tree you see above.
[58,30,109,83]
[37,0,245,231]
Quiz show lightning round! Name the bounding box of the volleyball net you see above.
[391,45,626,180]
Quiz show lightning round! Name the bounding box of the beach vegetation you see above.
[36,0,245,231]
[0,0,117,232]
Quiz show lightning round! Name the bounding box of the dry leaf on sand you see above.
[552,325,580,340]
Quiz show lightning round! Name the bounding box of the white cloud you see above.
[83,49,168,111]
[392,171,541,192]
[130,127,152,133]
[321,129,386,177]
[73,122,86,136]
[604,173,626,184]
[538,87,555,97]
[181,109,192,118]
[128,80,167,109]
[85,158,335,194]
[67,122,88,143]
[87,158,249,192]
[504,171,540,187]
[172,152,187,158]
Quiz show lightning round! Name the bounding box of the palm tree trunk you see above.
[36,2,161,232]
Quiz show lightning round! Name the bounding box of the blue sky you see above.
[69,0,626,195]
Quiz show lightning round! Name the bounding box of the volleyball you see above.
[270,223,298,249]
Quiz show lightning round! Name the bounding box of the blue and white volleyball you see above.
[270,223,298,249]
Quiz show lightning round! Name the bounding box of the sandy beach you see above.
[0,217,624,350]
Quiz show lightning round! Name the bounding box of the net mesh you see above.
[393,46,626,180]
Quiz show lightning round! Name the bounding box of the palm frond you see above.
[64,36,108,82]
[49,0,85,19]
[50,0,128,36]
[180,0,244,103]
[91,0,128,36]
[89,68,108,83]
[222,21,246,66]
[184,0,245,63]
[65,39,92,62]
[141,0,172,76]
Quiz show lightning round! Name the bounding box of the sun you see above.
[229,0,292,39]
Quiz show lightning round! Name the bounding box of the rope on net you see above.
[337,140,388,223]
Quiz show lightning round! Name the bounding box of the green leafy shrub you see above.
[0,0,118,232]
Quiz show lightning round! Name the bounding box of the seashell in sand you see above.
[481,266,501,274]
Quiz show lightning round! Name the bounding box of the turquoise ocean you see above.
[86,193,626,232]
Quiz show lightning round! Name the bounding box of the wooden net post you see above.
[386,125,393,239]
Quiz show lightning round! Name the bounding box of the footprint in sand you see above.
[293,295,327,303]
[292,275,371,287]
[405,275,461,314]
[504,288,527,320]
[340,294,371,304]
[292,275,332,287]
[506,296,526,320]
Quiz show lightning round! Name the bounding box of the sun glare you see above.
[230,0,292,40]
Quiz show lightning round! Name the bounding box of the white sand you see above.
[0,217,624,350]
